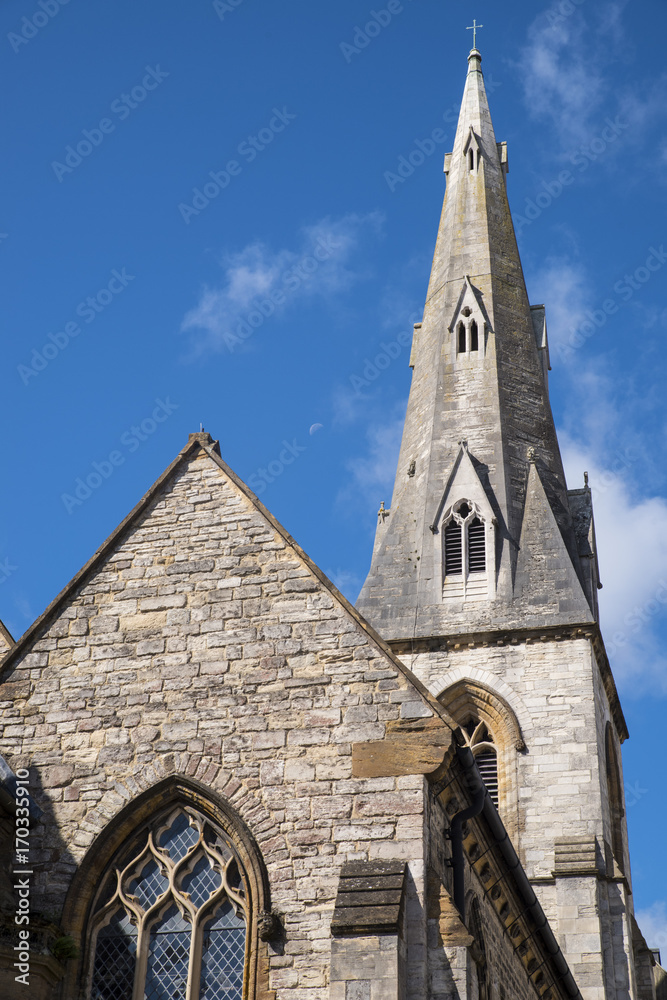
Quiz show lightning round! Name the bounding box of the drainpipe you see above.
[447,744,583,1000]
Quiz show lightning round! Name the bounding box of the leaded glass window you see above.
[89,808,248,1000]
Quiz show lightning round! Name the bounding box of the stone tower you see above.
[357,47,648,1000]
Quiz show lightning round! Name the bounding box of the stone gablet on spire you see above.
[356,47,597,640]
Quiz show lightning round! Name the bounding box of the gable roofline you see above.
[0,433,460,740]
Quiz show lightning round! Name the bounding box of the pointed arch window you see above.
[454,306,484,357]
[457,321,466,354]
[443,501,489,599]
[439,680,524,841]
[89,807,248,1000]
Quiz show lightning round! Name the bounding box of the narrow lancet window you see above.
[470,320,479,352]
[467,517,485,572]
[445,521,463,576]
[457,322,466,354]
[469,149,474,171]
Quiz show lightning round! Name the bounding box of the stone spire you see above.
[356,48,596,639]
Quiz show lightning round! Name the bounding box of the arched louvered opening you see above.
[457,322,466,353]
[445,521,463,576]
[467,518,486,573]
[463,720,498,807]
[470,320,479,352]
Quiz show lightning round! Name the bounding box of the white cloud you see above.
[324,567,363,603]
[528,256,589,356]
[181,213,383,355]
[635,901,667,953]
[519,1,667,167]
[337,408,405,519]
[519,8,606,147]
[561,436,667,694]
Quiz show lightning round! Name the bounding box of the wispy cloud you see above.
[519,1,666,165]
[520,7,606,147]
[337,408,405,519]
[561,436,667,695]
[181,213,383,355]
[635,901,667,952]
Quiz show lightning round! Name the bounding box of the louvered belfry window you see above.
[442,501,488,597]
[463,719,499,806]
[89,808,248,1000]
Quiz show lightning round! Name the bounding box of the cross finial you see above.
[466,19,484,49]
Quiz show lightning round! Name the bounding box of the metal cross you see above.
[467,19,484,49]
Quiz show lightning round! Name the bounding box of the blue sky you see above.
[1,0,667,949]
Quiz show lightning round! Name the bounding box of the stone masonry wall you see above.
[1,448,440,1000]
[404,638,636,1000]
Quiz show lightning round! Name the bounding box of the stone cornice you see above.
[388,622,629,743]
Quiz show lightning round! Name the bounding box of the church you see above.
[1,41,664,1000]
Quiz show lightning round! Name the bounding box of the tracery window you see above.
[443,501,488,599]
[89,807,248,1000]
[455,308,484,356]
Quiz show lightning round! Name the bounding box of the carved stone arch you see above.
[438,679,523,843]
[605,722,626,874]
[60,774,277,1000]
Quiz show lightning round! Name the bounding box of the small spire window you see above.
[457,322,466,354]
[469,149,475,171]
[470,320,479,352]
